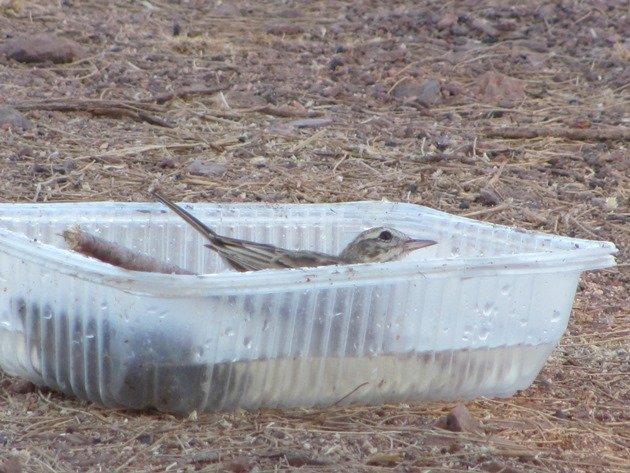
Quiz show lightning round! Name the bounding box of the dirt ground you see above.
[0,1,628,472]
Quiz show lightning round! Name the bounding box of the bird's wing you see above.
[271,250,343,269]
[207,238,342,272]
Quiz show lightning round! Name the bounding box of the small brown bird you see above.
[153,192,436,272]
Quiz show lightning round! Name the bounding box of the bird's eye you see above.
[378,230,392,241]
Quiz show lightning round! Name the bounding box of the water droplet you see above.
[478,325,490,341]
[194,346,204,359]
[243,337,252,349]
[223,328,234,337]
[550,309,561,322]
[262,319,271,332]
[451,247,461,257]
[482,303,494,317]
[500,284,511,295]
[462,324,473,341]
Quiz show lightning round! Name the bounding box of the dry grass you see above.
[0,0,628,471]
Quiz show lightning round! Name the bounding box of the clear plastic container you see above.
[0,201,617,413]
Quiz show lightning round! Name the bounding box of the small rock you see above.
[6,378,36,395]
[288,118,333,129]
[0,455,22,473]
[266,24,304,35]
[480,461,520,473]
[417,80,442,107]
[390,78,424,100]
[277,8,302,18]
[591,196,618,210]
[435,134,452,150]
[135,434,153,445]
[285,451,334,467]
[436,12,459,30]
[185,160,227,177]
[476,187,502,206]
[451,24,470,36]
[30,163,47,173]
[443,82,463,97]
[0,106,32,130]
[226,456,253,473]
[2,33,85,64]
[17,145,33,157]
[250,156,267,167]
[365,453,403,467]
[553,409,571,420]
[222,91,267,108]
[328,56,344,70]
[232,148,256,159]
[467,15,499,38]
[445,404,483,434]
[0,0,23,16]
[52,158,76,174]
[158,158,177,169]
[537,4,558,22]
[391,78,442,107]
[476,71,525,106]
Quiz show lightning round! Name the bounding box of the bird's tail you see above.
[152,191,219,240]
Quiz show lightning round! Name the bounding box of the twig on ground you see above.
[255,105,322,118]
[142,84,229,104]
[14,99,172,127]
[482,127,630,142]
[288,118,333,129]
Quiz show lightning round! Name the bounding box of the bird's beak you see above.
[404,239,437,251]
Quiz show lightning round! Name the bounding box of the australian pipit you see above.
[153,192,436,271]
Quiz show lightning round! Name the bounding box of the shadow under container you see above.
[0,201,617,413]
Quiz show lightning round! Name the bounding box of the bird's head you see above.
[339,227,436,264]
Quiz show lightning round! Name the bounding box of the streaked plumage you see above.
[153,192,436,271]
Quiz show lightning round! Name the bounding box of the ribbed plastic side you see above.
[0,202,616,412]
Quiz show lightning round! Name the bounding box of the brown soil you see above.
[0,1,628,472]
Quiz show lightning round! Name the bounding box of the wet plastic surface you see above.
[0,201,617,412]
